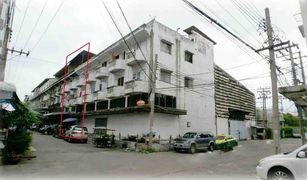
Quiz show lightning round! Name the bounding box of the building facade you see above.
[28,20,255,139]
[215,65,256,140]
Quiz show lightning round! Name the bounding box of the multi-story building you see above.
[214,65,256,140]
[28,20,255,139]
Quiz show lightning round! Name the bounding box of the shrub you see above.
[281,127,293,138]
[3,129,32,164]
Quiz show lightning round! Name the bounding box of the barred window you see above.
[160,70,171,83]
[160,40,172,54]
[185,51,193,63]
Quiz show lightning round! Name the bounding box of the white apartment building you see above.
[29,20,254,139]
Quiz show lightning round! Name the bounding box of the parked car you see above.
[215,134,238,150]
[39,125,51,135]
[174,132,215,154]
[256,144,307,180]
[64,125,88,143]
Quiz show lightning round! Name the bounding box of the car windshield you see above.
[75,127,88,131]
[183,132,197,138]
[216,136,226,140]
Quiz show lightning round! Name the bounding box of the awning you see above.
[63,118,77,123]
[0,81,16,100]
[279,85,307,110]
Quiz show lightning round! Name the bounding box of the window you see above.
[99,84,103,91]
[112,54,120,60]
[96,100,108,110]
[95,118,107,127]
[184,77,193,88]
[160,70,171,83]
[102,62,107,67]
[187,122,191,127]
[117,77,124,86]
[185,51,193,63]
[110,97,125,108]
[154,93,176,108]
[160,40,172,54]
[133,72,141,80]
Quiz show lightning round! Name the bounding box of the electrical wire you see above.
[100,0,154,84]
[13,0,31,48]
[30,0,64,52]
[23,0,49,49]
[214,0,262,47]
[116,0,154,74]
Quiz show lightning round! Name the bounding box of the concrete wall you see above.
[151,21,216,135]
[217,117,228,135]
[84,113,180,139]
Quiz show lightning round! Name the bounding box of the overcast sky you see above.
[4,0,306,114]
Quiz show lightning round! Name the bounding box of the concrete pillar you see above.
[125,96,128,107]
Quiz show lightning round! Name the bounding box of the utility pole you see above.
[0,1,15,81]
[148,26,157,147]
[257,87,271,138]
[148,55,157,147]
[298,51,306,84]
[286,43,306,145]
[279,96,285,127]
[260,8,281,154]
[288,42,298,86]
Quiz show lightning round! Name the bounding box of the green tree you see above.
[283,113,300,127]
[4,103,39,129]
[2,102,39,164]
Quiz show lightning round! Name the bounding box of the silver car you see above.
[64,125,88,143]
[174,132,215,154]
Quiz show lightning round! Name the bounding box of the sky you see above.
[4,0,307,114]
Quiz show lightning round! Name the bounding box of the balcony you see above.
[69,81,78,90]
[107,86,125,98]
[63,99,69,107]
[77,77,86,87]
[95,67,109,79]
[87,72,96,84]
[85,94,94,103]
[93,91,107,101]
[83,86,92,95]
[109,59,125,73]
[64,85,71,94]
[76,97,84,105]
[124,80,149,94]
[126,51,147,66]
[69,99,76,106]
[42,94,50,102]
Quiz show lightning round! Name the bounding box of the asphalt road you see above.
[0,132,302,180]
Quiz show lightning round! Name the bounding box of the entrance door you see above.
[95,118,107,127]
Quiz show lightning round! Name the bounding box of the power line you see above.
[23,0,49,49]
[100,0,153,83]
[13,0,32,47]
[182,0,290,87]
[230,0,261,26]
[115,0,154,74]
[236,0,263,22]
[30,0,64,52]
[214,0,262,47]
